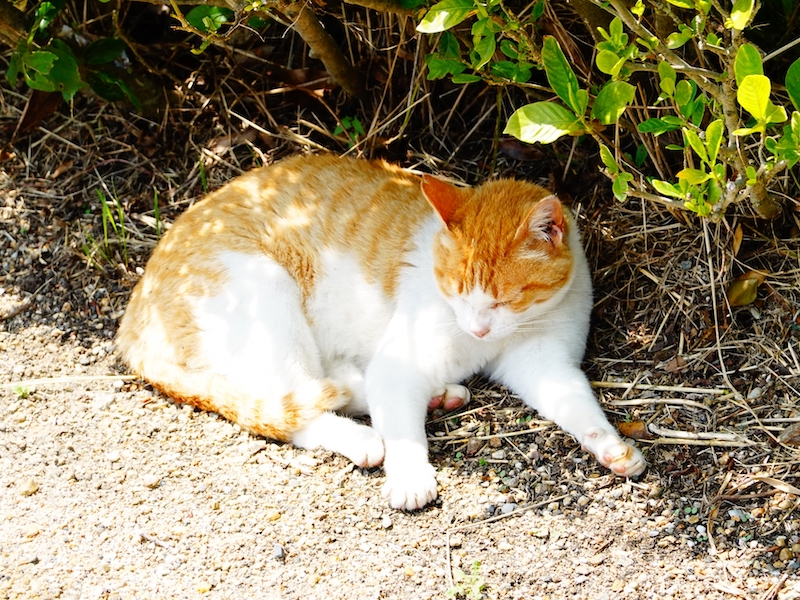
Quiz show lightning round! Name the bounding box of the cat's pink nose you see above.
[471,325,490,338]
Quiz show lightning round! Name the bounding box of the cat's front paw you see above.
[582,428,646,478]
[428,383,471,411]
[344,427,386,468]
[382,463,438,510]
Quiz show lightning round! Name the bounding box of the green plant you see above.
[334,116,366,148]
[446,560,486,600]
[81,188,129,269]
[416,0,800,219]
[7,0,140,107]
[13,385,30,399]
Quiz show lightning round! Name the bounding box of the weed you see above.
[199,156,208,193]
[334,116,365,148]
[13,385,30,399]
[446,561,486,600]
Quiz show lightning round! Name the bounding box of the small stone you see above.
[142,474,160,489]
[611,580,625,592]
[449,534,463,548]
[747,387,762,400]
[267,511,282,522]
[24,524,40,538]
[196,581,212,593]
[589,554,605,566]
[547,501,560,511]
[500,503,518,515]
[577,495,590,507]
[779,548,793,562]
[497,540,513,551]
[20,479,39,496]
[488,437,502,449]
[107,451,121,463]
[273,543,285,561]
[404,566,414,577]
[381,515,393,529]
[491,449,506,460]
[466,438,483,456]
[575,565,592,575]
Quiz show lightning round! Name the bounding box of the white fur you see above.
[192,213,644,510]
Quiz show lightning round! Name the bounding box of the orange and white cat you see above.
[117,154,645,510]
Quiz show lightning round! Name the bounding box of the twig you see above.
[759,573,789,600]
[0,375,138,389]
[447,493,570,533]
[428,424,553,443]
[647,424,745,442]
[608,398,713,413]
[591,382,728,395]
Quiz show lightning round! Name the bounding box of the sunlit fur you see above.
[117,154,645,510]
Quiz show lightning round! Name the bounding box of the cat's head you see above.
[423,175,574,342]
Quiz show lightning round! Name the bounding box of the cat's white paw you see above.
[428,383,471,411]
[582,427,646,478]
[342,427,386,468]
[382,462,438,510]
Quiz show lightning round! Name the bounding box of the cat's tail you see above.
[129,359,351,442]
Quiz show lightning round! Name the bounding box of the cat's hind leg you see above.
[190,251,383,465]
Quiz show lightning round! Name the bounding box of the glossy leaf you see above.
[734,44,762,86]
[592,81,635,125]
[726,0,754,30]
[787,57,800,111]
[417,0,475,33]
[84,38,126,65]
[471,33,496,70]
[638,117,681,136]
[705,119,724,164]
[185,5,233,32]
[652,179,683,198]
[599,144,618,171]
[658,61,676,96]
[504,102,582,144]
[677,168,711,184]
[683,128,708,163]
[541,37,582,116]
[737,74,771,121]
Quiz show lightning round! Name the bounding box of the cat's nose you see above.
[470,325,490,338]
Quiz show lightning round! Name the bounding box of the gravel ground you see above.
[1,301,799,600]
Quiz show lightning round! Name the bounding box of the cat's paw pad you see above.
[582,428,646,478]
[382,463,438,510]
[428,384,471,411]
[344,428,385,468]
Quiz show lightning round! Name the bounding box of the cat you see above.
[116,154,645,510]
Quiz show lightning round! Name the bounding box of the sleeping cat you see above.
[117,154,645,510]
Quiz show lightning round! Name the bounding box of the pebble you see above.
[500,503,518,515]
[381,515,393,529]
[491,449,506,460]
[272,543,285,561]
[497,540,513,551]
[142,474,161,489]
[747,387,762,399]
[195,581,212,593]
[20,479,39,496]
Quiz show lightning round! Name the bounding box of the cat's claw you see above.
[428,384,471,411]
[382,463,438,510]
[582,427,646,478]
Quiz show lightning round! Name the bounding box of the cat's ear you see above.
[515,195,565,248]
[421,176,463,227]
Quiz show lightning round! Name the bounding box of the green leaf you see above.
[677,168,711,184]
[471,33,496,70]
[658,61,676,96]
[635,144,648,166]
[452,73,482,83]
[665,0,693,8]
[500,40,518,59]
[683,128,708,163]
[638,117,681,136]
[726,0,754,30]
[22,50,57,75]
[734,44,763,86]
[666,25,692,49]
[531,0,545,19]
[596,50,626,78]
[84,38,126,65]
[401,0,428,8]
[541,36,582,116]
[599,144,618,172]
[417,0,475,33]
[440,31,460,58]
[705,119,724,164]
[787,58,800,112]
[504,102,583,144]
[675,79,693,107]
[86,71,142,111]
[591,81,635,125]
[631,0,645,16]
[490,61,517,79]
[47,40,86,100]
[612,175,629,200]
[737,74,771,121]
[185,6,233,32]
[652,179,683,198]
[424,55,466,80]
